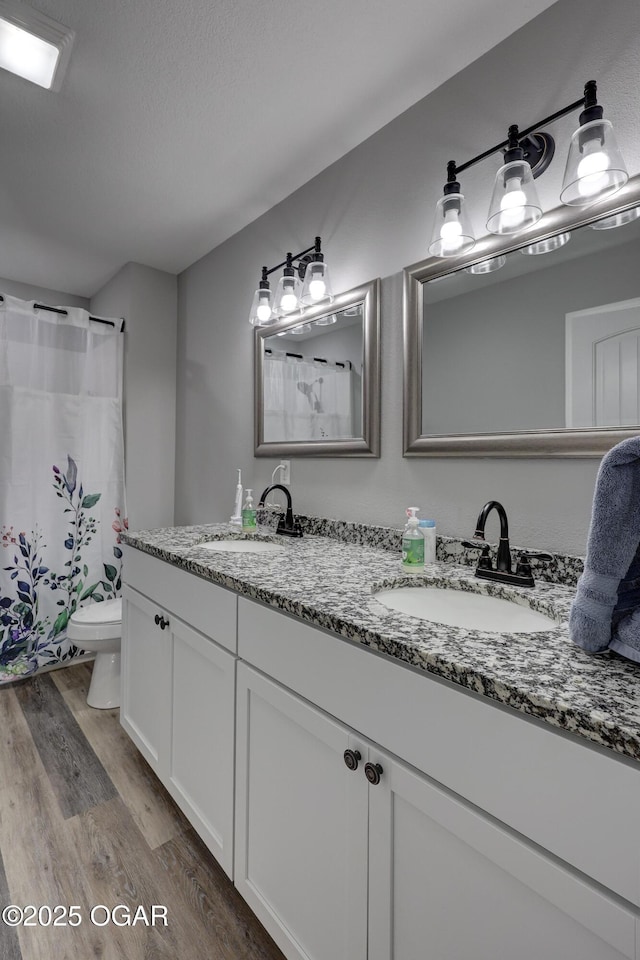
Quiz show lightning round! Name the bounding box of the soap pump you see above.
[402,507,424,573]
[242,489,257,534]
[230,469,243,526]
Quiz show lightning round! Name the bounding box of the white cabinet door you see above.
[169,618,236,877]
[121,586,172,779]
[234,663,368,960]
[368,748,636,960]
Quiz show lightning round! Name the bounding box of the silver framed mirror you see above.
[403,175,640,456]
[255,278,380,457]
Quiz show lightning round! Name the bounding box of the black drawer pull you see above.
[343,749,361,772]
[364,762,383,786]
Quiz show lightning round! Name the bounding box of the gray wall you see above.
[91,263,178,531]
[0,275,89,308]
[422,234,640,433]
[175,0,640,554]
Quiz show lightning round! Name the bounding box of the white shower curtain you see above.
[0,295,125,682]
[263,354,355,441]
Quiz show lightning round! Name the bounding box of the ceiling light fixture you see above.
[429,81,628,258]
[249,237,333,326]
[0,0,74,90]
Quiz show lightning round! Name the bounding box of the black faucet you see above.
[258,484,303,538]
[462,500,552,588]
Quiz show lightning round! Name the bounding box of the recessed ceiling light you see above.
[0,0,74,90]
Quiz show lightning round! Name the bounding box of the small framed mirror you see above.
[403,176,640,456]
[255,278,380,457]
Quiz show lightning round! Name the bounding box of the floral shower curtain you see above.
[263,353,355,441]
[0,295,126,682]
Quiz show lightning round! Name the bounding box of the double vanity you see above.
[120,520,640,960]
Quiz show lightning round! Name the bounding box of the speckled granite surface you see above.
[121,522,640,764]
[267,513,584,586]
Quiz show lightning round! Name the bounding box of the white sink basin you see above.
[374,586,556,633]
[196,539,284,554]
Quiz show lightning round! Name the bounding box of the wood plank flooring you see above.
[0,664,286,960]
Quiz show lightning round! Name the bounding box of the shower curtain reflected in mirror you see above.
[0,295,125,682]
[263,353,357,442]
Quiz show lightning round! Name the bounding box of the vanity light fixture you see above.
[249,236,333,326]
[486,125,543,235]
[521,232,571,255]
[560,82,628,206]
[591,206,640,230]
[0,0,75,90]
[428,161,476,257]
[314,314,338,326]
[272,253,303,317]
[464,255,506,275]
[429,81,628,258]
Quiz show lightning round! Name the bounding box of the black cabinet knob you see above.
[343,749,361,772]
[154,614,169,630]
[364,762,383,785]
[154,614,161,625]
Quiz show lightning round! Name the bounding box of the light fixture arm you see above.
[451,82,598,179]
[262,236,324,281]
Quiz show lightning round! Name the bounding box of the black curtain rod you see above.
[264,347,351,369]
[0,294,125,331]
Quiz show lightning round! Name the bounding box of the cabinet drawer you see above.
[123,545,237,652]
[238,596,640,906]
[369,748,636,960]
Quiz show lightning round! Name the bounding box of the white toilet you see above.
[67,598,122,709]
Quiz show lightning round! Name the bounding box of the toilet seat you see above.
[67,597,122,643]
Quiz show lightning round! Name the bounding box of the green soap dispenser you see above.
[402,507,424,573]
[242,489,257,534]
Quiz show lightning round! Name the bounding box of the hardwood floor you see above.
[0,664,286,960]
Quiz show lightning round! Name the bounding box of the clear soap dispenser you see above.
[402,507,424,573]
[242,489,257,534]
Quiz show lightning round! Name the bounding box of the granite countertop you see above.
[121,522,640,764]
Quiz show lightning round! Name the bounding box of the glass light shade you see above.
[249,287,274,326]
[486,160,542,235]
[591,206,640,230]
[464,255,506,275]
[428,192,475,258]
[288,323,312,335]
[273,272,303,316]
[314,314,338,326]
[300,260,334,306]
[560,119,628,206]
[521,232,571,255]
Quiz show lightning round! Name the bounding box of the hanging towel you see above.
[569,436,640,661]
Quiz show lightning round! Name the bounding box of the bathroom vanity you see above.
[120,523,640,960]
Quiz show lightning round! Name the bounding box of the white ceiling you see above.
[1,0,559,297]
